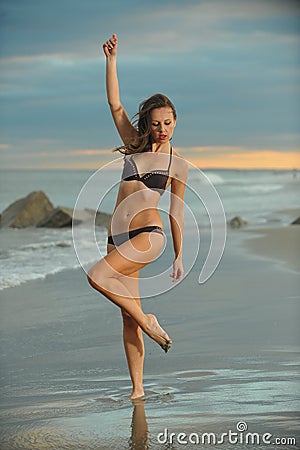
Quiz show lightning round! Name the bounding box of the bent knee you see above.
[87,266,105,289]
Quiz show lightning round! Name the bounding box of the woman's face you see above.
[149,107,176,144]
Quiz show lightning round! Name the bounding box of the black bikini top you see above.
[121,147,173,195]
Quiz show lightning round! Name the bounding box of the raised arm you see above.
[103,34,138,146]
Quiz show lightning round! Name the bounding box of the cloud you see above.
[185,149,300,169]
[2,144,299,170]
[69,149,113,155]
[1,0,299,60]
[114,0,300,58]
[0,0,299,169]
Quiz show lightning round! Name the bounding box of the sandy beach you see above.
[244,225,300,273]
[0,217,299,449]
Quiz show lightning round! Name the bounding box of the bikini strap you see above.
[167,146,173,172]
[129,154,139,175]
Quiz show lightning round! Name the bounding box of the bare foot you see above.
[131,383,145,400]
[131,388,145,400]
[145,314,172,353]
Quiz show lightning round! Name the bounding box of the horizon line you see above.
[1,166,299,171]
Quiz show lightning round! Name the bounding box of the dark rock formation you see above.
[291,216,300,225]
[0,191,54,228]
[1,191,112,229]
[84,208,111,228]
[229,216,247,228]
[37,206,79,228]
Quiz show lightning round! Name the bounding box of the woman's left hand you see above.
[103,33,118,58]
[170,257,184,282]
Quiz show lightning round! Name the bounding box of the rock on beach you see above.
[84,208,111,228]
[0,191,54,228]
[37,206,77,228]
[291,216,300,225]
[229,216,247,229]
[0,191,111,229]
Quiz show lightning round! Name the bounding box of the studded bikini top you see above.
[121,147,173,195]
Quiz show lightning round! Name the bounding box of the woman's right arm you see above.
[103,34,138,146]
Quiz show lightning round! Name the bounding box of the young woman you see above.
[87,34,188,399]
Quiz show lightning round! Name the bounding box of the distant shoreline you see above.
[1,167,299,172]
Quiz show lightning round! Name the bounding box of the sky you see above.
[0,0,300,170]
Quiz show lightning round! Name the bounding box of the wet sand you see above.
[0,226,299,449]
[244,225,300,272]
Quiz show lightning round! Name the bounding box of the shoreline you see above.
[1,211,299,293]
[0,215,299,449]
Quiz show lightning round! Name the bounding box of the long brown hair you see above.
[114,93,177,155]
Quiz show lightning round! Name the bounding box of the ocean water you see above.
[0,168,299,291]
[0,168,299,450]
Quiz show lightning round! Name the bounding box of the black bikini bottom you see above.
[107,225,164,246]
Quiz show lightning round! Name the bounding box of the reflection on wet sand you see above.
[129,398,148,450]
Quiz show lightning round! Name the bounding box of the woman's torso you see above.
[108,148,173,236]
